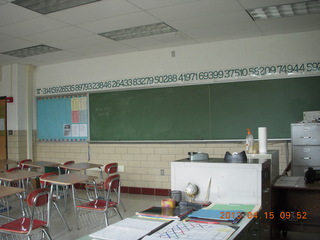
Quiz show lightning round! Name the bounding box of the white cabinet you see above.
[171,158,270,206]
[247,150,279,184]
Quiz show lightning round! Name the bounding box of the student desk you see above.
[0,159,18,171]
[21,160,60,170]
[0,170,43,184]
[0,170,42,197]
[40,173,98,226]
[0,185,24,220]
[273,176,320,236]
[58,162,103,179]
[0,185,24,198]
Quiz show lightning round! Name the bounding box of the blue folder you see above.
[188,209,242,222]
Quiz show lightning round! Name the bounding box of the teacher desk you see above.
[273,176,320,236]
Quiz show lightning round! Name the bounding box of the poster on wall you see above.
[37,94,88,142]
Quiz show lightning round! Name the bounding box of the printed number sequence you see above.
[37,62,319,95]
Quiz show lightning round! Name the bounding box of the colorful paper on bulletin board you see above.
[72,111,80,123]
[37,95,88,141]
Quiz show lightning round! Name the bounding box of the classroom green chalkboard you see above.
[89,85,211,141]
[89,76,320,141]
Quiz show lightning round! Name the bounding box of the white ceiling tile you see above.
[49,0,141,25]
[168,11,252,31]
[70,41,136,56]
[120,36,163,50]
[0,2,40,27]
[182,21,263,43]
[151,32,191,43]
[77,11,160,33]
[51,35,109,50]
[22,26,94,44]
[255,14,320,35]
[0,32,11,42]
[0,38,35,52]
[148,0,243,21]
[127,0,199,9]
[0,16,68,38]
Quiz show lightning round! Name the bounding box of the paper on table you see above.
[89,218,167,240]
[142,220,235,240]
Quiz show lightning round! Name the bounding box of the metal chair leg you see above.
[52,201,71,231]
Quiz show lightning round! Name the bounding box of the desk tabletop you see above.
[23,160,60,168]
[60,162,102,171]
[40,173,97,186]
[0,159,18,165]
[0,185,24,198]
[0,170,42,181]
[274,176,320,190]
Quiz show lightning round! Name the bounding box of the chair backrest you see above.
[60,160,75,174]
[25,188,51,234]
[26,188,49,208]
[19,159,32,169]
[63,160,75,166]
[104,174,121,204]
[40,172,58,187]
[104,162,118,176]
[6,167,21,172]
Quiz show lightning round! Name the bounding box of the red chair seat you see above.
[76,200,117,210]
[0,218,46,234]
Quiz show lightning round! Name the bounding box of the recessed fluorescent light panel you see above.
[12,0,101,14]
[1,45,62,58]
[99,22,178,41]
[247,0,320,20]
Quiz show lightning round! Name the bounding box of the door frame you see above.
[0,96,8,160]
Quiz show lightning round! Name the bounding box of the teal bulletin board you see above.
[37,95,88,141]
[89,76,320,141]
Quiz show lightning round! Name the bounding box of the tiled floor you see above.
[1,190,320,240]
[52,191,164,240]
[0,189,164,240]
